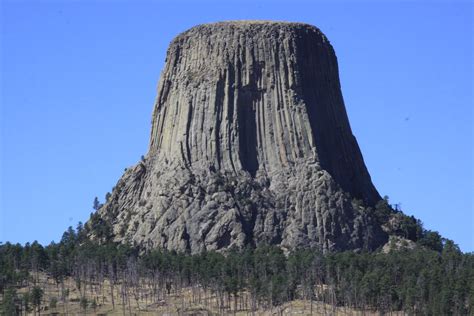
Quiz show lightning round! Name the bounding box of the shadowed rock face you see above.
[95,21,386,253]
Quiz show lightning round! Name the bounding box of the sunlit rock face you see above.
[94,21,385,253]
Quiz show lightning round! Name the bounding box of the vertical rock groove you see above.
[237,81,260,177]
[97,21,386,254]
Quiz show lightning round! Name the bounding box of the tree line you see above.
[1,225,472,315]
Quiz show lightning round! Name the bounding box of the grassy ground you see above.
[12,273,399,315]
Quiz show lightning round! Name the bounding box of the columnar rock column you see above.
[95,21,386,253]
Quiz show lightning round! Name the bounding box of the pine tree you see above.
[93,197,102,211]
[31,286,43,315]
[1,288,17,315]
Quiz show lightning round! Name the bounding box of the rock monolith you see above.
[93,21,387,253]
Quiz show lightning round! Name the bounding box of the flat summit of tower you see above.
[172,20,327,44]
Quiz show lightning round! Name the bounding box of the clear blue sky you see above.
[1,0,472,252]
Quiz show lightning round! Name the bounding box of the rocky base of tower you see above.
[95,155,387,254]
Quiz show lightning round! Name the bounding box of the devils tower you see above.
[93,21,388,253]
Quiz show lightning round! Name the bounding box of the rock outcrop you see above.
[93,21,387,253]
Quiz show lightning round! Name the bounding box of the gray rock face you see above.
[95,21,387,253]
